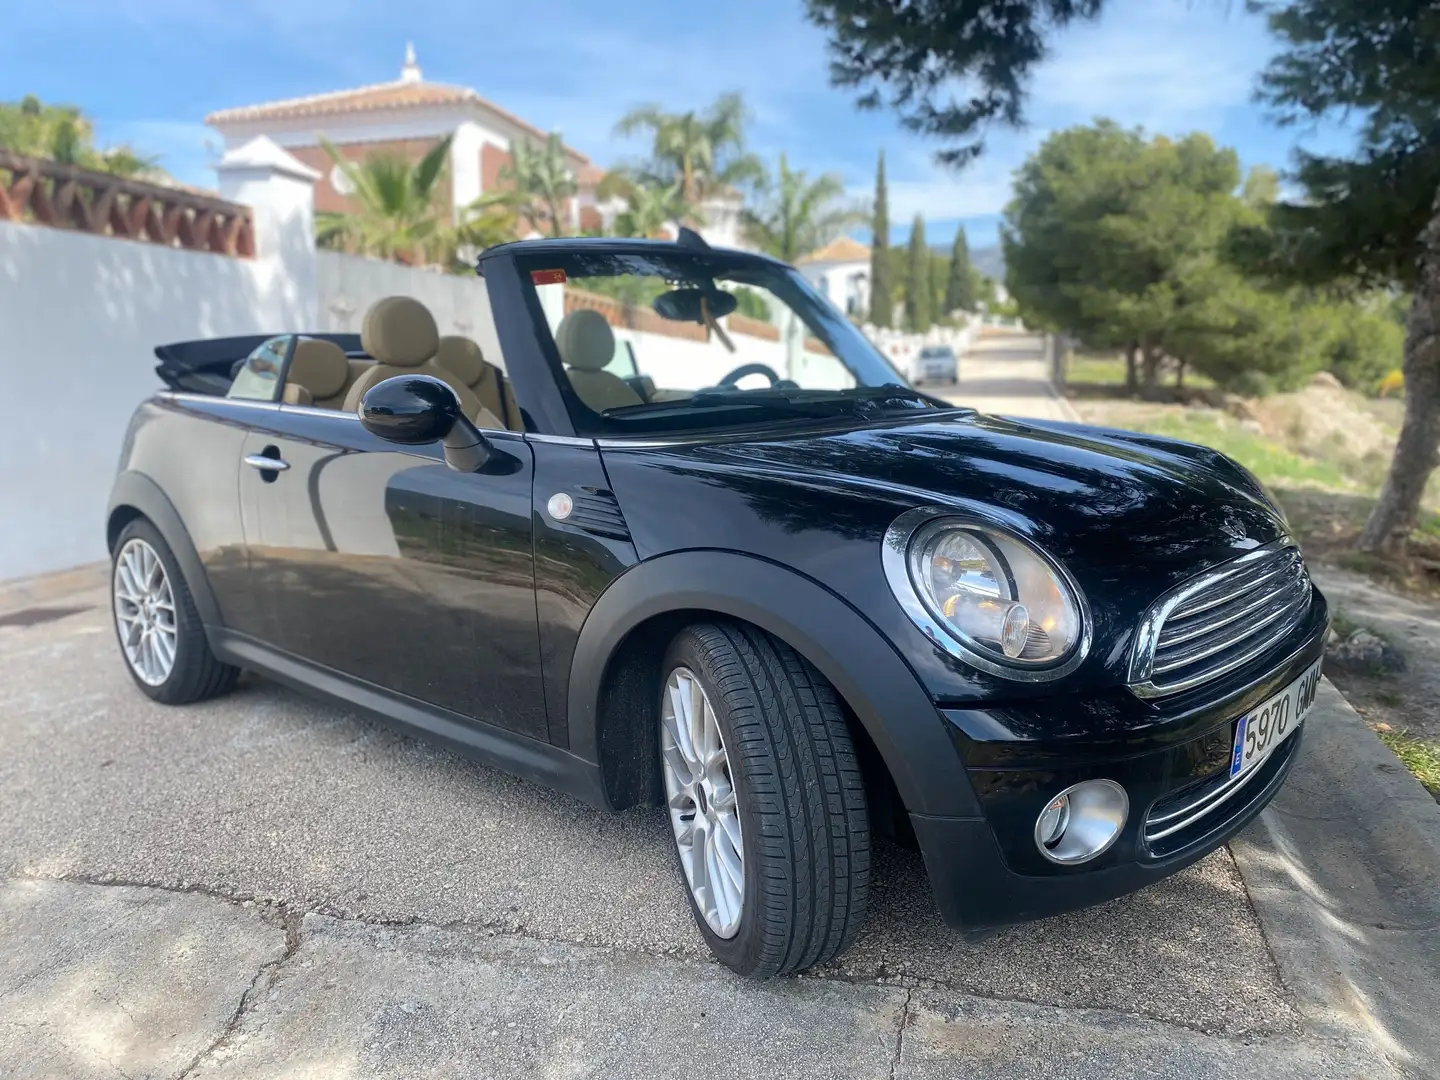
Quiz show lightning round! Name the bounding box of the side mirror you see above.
[358,375,490,472]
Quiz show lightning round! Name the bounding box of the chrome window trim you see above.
[881,506,1093,683]
[1127,537,1305,699]
[166,391,526,437]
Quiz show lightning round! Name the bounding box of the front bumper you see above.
[912,586,1327,931]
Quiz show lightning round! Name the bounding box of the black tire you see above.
[111,518,238,705]
[661,621,871,978]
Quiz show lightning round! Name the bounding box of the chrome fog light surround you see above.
[1034,779,1129,865]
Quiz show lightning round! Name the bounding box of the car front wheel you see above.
[111,518,238,704]
[660,622,871,978]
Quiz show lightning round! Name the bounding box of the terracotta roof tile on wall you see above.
[205,80,590,163]
[796,235,871,265]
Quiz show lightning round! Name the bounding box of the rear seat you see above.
[433,335,523,432]
[281,338,363,408]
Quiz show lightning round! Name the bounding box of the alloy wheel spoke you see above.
[153,629,176,668]
[669,681,700,768]
[662,720,697,786]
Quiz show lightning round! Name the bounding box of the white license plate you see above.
[1230,660,1321,779]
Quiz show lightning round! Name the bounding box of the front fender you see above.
[566,549,981,819]
[106,470,222,627]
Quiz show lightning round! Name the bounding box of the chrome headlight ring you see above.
[881,506,1093,682]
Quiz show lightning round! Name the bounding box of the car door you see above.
[236,402,548,740]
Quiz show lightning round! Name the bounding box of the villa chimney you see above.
[400,42,422,83]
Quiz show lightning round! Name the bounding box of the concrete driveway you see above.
[3,566,1435,1079]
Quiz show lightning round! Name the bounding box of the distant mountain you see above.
[970,245,1006,282]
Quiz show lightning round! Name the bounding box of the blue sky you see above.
[3,0,1354,252]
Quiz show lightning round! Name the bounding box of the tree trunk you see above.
[1358,185,1440,554]
[1125,341,1140,394]
[1141,345,1162,397]
[1176,360,1186,389]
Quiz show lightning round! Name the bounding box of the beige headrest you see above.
[288,338,349,400]
[361,296,438,367]
[554,309,615,372]
[435,336,486,387]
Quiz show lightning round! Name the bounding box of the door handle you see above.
[243,453,290,472]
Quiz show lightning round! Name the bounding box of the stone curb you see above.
[1229,679,1440,1080]
[0,560,107,615]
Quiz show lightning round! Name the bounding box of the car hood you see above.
[599,410,1288,697]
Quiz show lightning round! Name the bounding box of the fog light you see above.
[1034,780,1128,865]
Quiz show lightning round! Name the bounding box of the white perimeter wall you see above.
[0,220,314,580]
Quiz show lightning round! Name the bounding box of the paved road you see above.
[3,565,1427,1078]
[938,330,1078,422]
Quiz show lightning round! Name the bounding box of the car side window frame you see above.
[226,335,295,403]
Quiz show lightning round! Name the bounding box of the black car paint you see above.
[108,237,1327,933]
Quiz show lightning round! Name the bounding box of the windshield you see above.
[518,247,945,436]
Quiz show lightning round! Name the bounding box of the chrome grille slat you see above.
[1169,552,1300,620]
[1130,542,1313,698]
[1158,565,1306,647]
[1152,578,1310,675]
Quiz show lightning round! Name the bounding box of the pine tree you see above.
[869,150,893,327]
[945,223,976,313]
[905,214,932,332]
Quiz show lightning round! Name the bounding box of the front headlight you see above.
[883,509,1091,681]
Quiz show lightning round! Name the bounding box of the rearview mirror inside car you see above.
[359,375,490,472]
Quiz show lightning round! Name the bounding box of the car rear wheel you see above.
[660,622,871,978]
[111,519,238,704]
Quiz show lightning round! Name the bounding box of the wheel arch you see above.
[106,471,222,627]
[566,550,980,819]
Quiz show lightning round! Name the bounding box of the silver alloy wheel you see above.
[113,538,178,686]
[661,665,745,938]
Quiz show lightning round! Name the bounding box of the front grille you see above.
[1130,544,1312,698]
[1143,727,1300,858]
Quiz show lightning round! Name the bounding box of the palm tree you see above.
[741,153,862,263]
[501,133,577,238]
[600,173,692,239]
[614,93,763,204]
[315,134,454,264]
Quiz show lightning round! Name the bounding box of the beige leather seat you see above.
[433,335,522,431]
[282,338,351,407]
[554,310,644,413]
[343,297,498,427]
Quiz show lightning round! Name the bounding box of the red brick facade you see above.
[289,138,455,216]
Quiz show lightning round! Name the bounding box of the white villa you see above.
[206,45,745,249]
[796,236,871,318]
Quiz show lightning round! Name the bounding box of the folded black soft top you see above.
[153,333,364,394]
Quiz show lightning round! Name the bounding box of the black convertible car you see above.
[108,235,1326,978]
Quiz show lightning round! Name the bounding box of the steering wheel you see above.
[717,362,782,388]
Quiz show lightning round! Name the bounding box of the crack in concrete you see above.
[175,906,304,1080]
[888,988,912,1080]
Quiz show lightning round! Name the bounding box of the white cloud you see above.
[1029,0,1271,132]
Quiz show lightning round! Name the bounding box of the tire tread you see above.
[668,621,870,977]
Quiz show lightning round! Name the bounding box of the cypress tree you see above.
[869,150,893,327]
[945,223,976,313]
[905,214,931,331]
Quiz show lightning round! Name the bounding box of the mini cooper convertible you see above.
[108,234,1327,978]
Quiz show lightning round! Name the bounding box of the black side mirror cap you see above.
[358,375,490,472]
